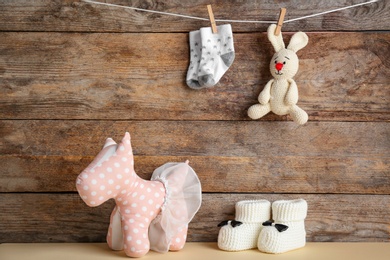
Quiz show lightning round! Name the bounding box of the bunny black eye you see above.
[274,60,277,64]
[283,61,286,65]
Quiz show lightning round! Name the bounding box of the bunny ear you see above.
[287,31,308,53]
[267,24,285,52]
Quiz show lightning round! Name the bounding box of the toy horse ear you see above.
[267,24,285,52]
[118,132,132,150]
[122,132,131,144]
[103,138,117,148]
[287,31,308,53]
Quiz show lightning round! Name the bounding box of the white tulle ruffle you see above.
[148,161,202,253]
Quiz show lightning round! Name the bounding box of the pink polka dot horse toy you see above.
[76,132,202,257]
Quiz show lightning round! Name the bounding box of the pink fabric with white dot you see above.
[76,132,202,257]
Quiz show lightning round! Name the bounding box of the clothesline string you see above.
[82,0,379,24]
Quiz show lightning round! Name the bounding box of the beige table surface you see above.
[1,242,389,260]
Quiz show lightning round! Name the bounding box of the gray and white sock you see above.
[198,24,235,88]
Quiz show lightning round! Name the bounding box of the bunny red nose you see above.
[275,62,284,71]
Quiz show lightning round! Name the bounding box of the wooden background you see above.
[0,0,389,243]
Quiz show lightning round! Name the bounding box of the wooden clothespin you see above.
[207,4,218,34]
[274,8,286,36]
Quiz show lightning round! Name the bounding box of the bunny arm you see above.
[258,79,274,105]
[285,79,299,105]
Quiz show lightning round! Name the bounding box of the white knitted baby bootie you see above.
[218,200,271,251]
[257,199,308,254]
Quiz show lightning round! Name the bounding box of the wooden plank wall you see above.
[0,0,389,243]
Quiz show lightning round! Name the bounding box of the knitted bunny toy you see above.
[76,132,202,258]
[248,24,309,125]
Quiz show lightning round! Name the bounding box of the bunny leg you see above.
[106,206,123,250]
[289,105,308,125]
[248,103,271,120]
[169,225,188,251]
[122,218,151,258]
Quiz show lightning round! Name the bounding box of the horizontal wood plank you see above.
[1,120,388,194]
[0,193,388,243]
[1,155,389,194]
[0,0,389,32]
[0,32,389,121]
[1,120,388,157]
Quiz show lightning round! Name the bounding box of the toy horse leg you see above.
[289,105,308,125]
[122,218,151,258]
[107,206,124,251]
[169,224,188,251]
[248,103,271,120]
